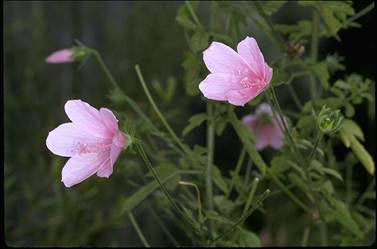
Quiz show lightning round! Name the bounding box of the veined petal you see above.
[199,73,244,101]
[264,63,273,84]
[65,100,112,138]
[203,42,252,76]
[100,108,119,135]
[46,123,111,157]
[61,150,110,187]
[237,36,266,78]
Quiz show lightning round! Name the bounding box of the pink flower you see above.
[199,36,273,106]
[46,99,129,187]
[45,49,74,64]
[242,103,284,151]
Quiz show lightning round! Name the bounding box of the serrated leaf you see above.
[190,30,209,52]
[312,62,330,89]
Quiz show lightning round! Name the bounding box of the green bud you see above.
[317,105,344,134]
[71,46,92,61]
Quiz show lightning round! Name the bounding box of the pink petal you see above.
[242,114,257,126]
[203,42,251,76]
[226,85,266,106]
[96,164,113,178]
[237,37,266,78]
[199,73,244,101]
[256,102,274,116]
[61,150,110,187]
[264,63,273,84]
[45,49,74,64]
[46,123,111,157]
[100,108,119,135]
[65,100,113,139]
[254,124,270,151]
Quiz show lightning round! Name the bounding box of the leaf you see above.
[312,61,330,89]
[260,1,286,15]
[190,30,209,52]
[212,166,228,193]
[345,103,355,117]
[288,172,309,193]
[145,164,180,190]
[349,137,375,175]
[205,211,234,226]
[231,229,261,247]
[176,5,197,30]
[182,113,207,136]
[310,160,343,181]
[270,156,291,177]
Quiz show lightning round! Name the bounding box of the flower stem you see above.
[226,148,246,198]
[229,109,310,213]
[287,84,302,110]
[185,0,202,27]
[242,177,260,216]
[149,206,180,247]
[210,189,270,245]
[178,181,203,222]
[301,225,311,246]
[128,212,150,247]
[206,102,215,236]
[345,2,374,25]
[135,65,197,164]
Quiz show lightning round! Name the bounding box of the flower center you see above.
[240,77,253,88]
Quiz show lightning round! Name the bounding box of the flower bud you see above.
[45,46,91,64]
[317,105,344,134]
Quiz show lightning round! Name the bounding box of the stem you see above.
[229,109,310,213]
[178,181,203,222]
[345,2,374,26]
[206,102,215,222]
[301,226,311,246]
[185,0,202,27]
[287,84,302,110]
[242,177,260,216]
[136,144,197,231]
[149,206,180,247]
[307,132,323,165]
[210,189,270,245]
[226,148,246,198]
[320,221,327,246]
[310,11,319,62]
[135,65,198,165]
[128,212,150,247]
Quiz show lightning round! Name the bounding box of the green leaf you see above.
[345,103,355,117]
[182,113,207,136]
[231,229,261,247]
[176,5,197,30]
[260,1,286,15]
[349,137,375,175]
[190,30,209,52]
[145,164,180,190]
[288,172,309,193]
[212,166,228,193]
[312,61,330,89]
[205,210,234,226]
[270,156,291,177]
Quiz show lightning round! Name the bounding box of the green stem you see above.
[128,212,150,247]
[307,132,323,165]
[210,189,271,245]
[242,177,260,216]
[135,65,198,165]
[301,225,311,246]
[229,109,310,213]
[149,206,180,247]
[310,11,319,62]
[136,144,197,232]
[287,84,303,110]
[226,148,246,198]
[345,2,374,26]
[178,181,203,222]
[206,102,215,236]
[185,0,202,27]
[320,221,327,246]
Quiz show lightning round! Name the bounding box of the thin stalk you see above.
[355,178,375,207]
[178,181,203,222]
[345,2,374,26]
[229,109,310,213]
[301,226,311,246]
[307,132,323,165]
[206,102,215,222]
[320,221,327,246]
[149,207,180,247]
[128,212,150,247]
[210,189,270,245]
[135,65,198,165]
[310,11,319,62]
[185,0,202,27]
[287,84,302,110]
[226,148,246,198]
[136,144,198,232]
[242,177,260,216]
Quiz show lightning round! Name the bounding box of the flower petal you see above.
[203,42,251,75]
[237,37,266,77]
[45,49,73,64]
[264,63,273,83]
[61,150,110,187]
[100,108,119,135]
[65,100,112,138]
[46,123,111,157]
[254,124,270,150]
[199,73,244,101]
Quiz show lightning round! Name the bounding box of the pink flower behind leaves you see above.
[46,99,129,187]
[45,49,74,64]
[242,103,284,151]
[199,36,273,106]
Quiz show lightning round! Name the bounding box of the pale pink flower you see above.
[199,36,273,106]
[45,49,74,64]
[242,103,284,151]
[46,99,129,187]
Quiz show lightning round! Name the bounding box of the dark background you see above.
[4,0,375,246]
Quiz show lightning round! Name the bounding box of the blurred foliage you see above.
[4,0,376,247]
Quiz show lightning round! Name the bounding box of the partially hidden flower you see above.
[242,103,284,151]
[46,99,130,187]
[45,47,90,64]
[199,36,273,106]
[317,105,343,134]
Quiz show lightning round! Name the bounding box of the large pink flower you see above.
[242,103,284,151]
[45,49,74,64]
[46,99,129,187]
[199,36,273,106]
